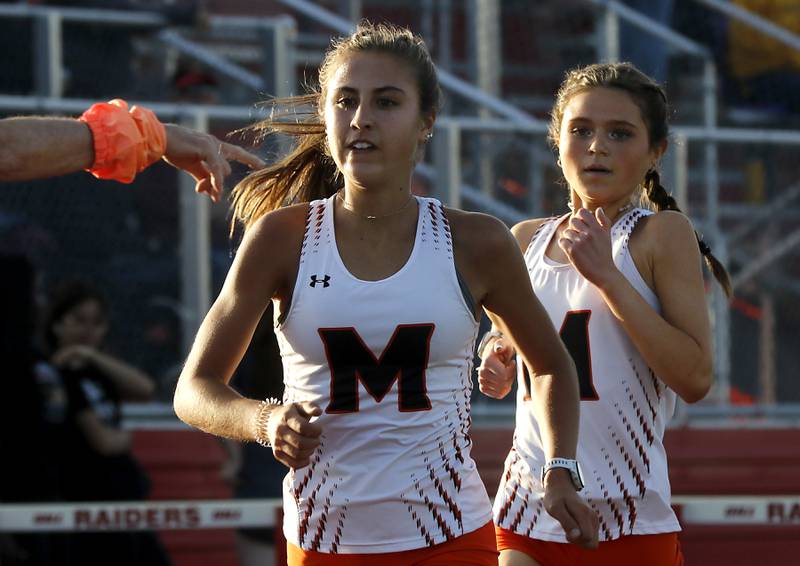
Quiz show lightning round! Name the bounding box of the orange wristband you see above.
[79,99,167,183]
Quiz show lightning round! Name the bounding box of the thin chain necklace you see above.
[336,190,416,220]
[610,202,634,222]
[568,200,634,222]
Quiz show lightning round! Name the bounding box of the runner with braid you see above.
[478,62,731,566]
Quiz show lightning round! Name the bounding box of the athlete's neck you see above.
[570,194,634,225]
[337,184,415,222]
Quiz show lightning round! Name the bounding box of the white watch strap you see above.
[541,458,584,490]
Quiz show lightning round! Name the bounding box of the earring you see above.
[557,157,562,168]
[425,132,433,141]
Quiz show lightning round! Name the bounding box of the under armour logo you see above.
[310,275,331,288]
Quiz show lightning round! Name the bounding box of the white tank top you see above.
[275,195,491,554]
[493,208,681,542]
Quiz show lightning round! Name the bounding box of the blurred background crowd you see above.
[1,1,799,565]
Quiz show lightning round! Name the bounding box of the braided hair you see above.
[643,168,732,297]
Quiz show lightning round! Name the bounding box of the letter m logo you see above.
[319,324,435,413]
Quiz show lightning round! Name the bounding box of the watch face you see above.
[575,460,586,491]
[542,459,584,490]
[572,470,584,491]
[573,464,585,490]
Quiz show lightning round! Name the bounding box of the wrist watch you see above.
[540,458,585,491]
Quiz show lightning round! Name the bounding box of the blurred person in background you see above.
[171,59,221,105]
[42,0,205,100]
[0,0,203,98]
[39,280,171,566]
[0,255,71,566]
[0,96,260,564]
[0,97,262,405]
[479,62,731,566]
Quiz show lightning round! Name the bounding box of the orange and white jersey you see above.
[275,195,490,554]
[493,208,681,542]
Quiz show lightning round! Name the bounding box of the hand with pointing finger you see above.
[162,123,266,203]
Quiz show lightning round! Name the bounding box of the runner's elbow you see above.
[677,362,713,404]
[173,378,196,426]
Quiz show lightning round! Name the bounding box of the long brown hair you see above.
[230,21,442,235]
[549,62,732,297]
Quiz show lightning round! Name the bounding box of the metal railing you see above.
[0,4,295,353]
[0,3,298,98]
[0,95,267,354]
[685,0,800,243]
[692,0,800,52]
[590,0,733,400]
[274,0,548,127]
[4,2,800,414]
[121,400,800,430]
[591,0,800,408]
[272,0,550,222]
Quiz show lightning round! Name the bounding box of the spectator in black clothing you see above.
[40,280,171,566]
[0,255,71,566]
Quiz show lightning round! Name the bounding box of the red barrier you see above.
[133,431,238,566]
[129,427,800,566]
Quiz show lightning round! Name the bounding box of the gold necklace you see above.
[336,191,416,220]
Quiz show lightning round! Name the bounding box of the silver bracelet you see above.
[477,330,504,358]
[254,397,282,448]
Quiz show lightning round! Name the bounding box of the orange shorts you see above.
[495,526,683,566]
[287,521,498,565]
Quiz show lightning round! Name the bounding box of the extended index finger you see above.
[222,142,266,170]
